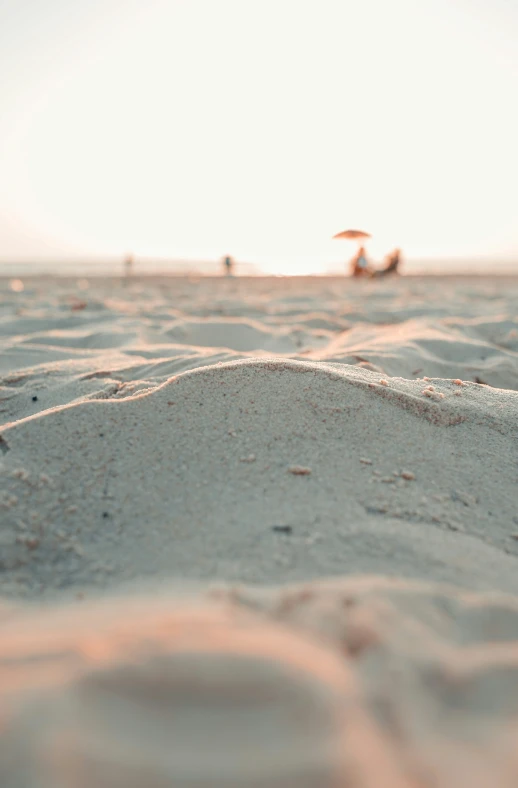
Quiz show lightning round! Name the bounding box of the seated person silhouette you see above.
[350,246,372,277]
[372,249,401,278]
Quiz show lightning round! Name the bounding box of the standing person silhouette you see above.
[222,255,234,276]
[124,254,134,277]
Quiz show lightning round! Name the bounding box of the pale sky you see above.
[0,0,517,274]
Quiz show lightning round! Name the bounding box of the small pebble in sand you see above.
[66,505,78,514]
[12,468,29,481]
[447,522,466,533]
[2,494,18,509]
[422,385,445,401]
[360,458,372,465]
[379,379,389,386]
[288,465,312,476]
[16,535,40,550]
[401,471,415,481]
[240,454,256,463]
[32,395,38,402]
[453,379,465,386]
[272,524,293,534]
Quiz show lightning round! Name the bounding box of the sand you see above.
[1,273,518,785]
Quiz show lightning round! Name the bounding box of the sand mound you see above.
[1,357,518,598]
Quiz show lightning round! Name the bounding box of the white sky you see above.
[0,0,517,273]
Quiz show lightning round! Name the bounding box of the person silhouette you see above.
[350,246,371,277]
[222,255,234,276]
[372,249,401,278]
[384,248,401,275]
[124,254,134,277]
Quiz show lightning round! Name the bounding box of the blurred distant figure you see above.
[349,246,372,277]
[124,253,134,277]
[372,248,401,278]
[222,255,234,276]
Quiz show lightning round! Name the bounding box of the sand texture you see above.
[1,274,518,785]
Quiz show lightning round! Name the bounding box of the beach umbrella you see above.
[332,229,371,241]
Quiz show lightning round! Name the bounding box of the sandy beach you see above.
[2,273,518,786]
